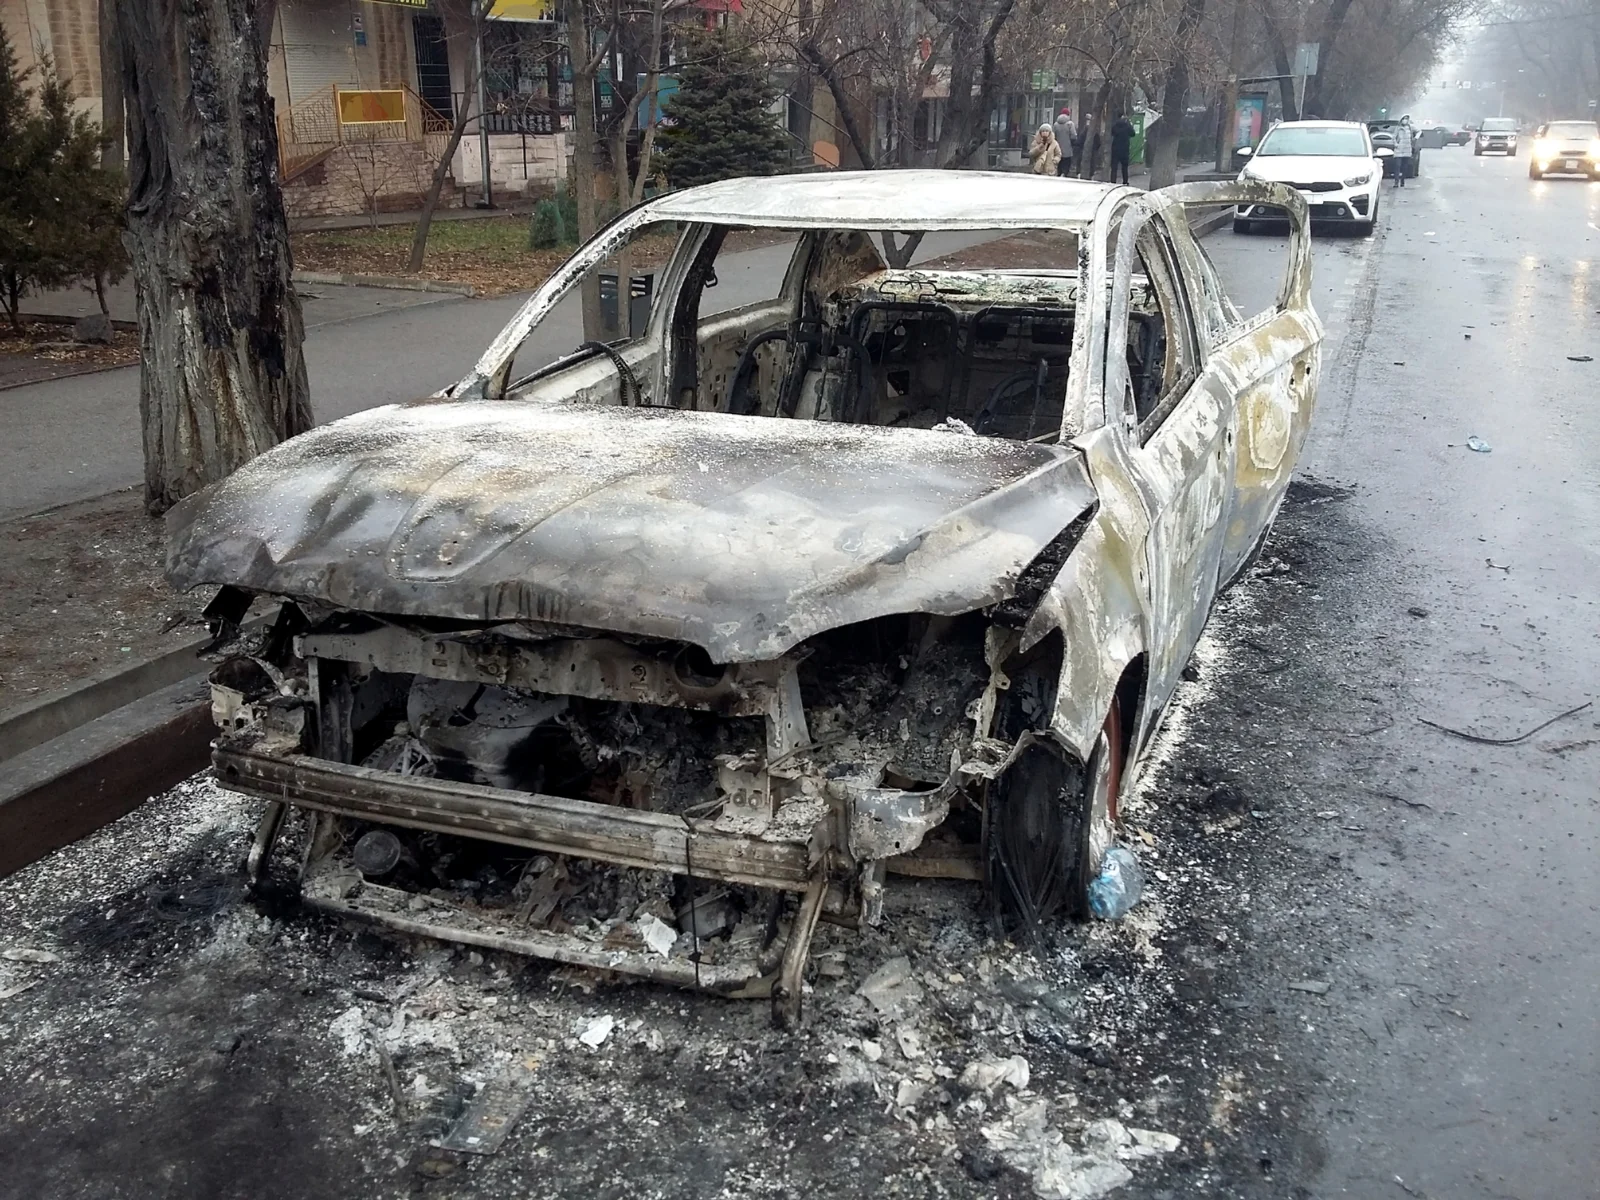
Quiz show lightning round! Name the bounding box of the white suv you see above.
[1233,120,1389,238]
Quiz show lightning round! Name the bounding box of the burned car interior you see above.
[500,220,1185,446]
[168,173,1321,1025]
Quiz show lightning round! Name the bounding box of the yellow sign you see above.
[489,0,554,20]
[337,89,407,125]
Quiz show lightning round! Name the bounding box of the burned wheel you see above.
[987,708,1123,931]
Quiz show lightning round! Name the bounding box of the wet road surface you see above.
[1287,145,1599,1198]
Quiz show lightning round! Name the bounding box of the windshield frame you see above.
[1256,125,1371,158]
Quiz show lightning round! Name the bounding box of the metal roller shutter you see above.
[279,1,359,105]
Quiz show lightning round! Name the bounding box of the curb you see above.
[0,610,271,763]
[0,676,213,880]
[14,312,139,332]
[1190,206,1234,238]
[292,270,477,297]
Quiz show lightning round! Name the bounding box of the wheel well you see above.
[994,630,1064,743]
[1112,655,1146,767]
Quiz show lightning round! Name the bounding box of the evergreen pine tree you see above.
[0,27,127,329]
[657,29,786,190]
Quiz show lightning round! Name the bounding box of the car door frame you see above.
[1063,180,1316,753]
[1162,183,1322,587]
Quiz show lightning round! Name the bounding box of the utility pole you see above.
[475,0,494,208]
[1215,0,1244,171]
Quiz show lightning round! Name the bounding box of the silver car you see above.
[168,171,1321,1024]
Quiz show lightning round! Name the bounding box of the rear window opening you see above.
[501,222,1100,444]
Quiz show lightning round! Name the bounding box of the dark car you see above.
[1447,128,1472,145]
[1415,125,1450,149]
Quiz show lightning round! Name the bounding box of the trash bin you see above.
[597,271,655,340]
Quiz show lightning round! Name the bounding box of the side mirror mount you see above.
[1374,147,1395,158]
[1236,146,1254,158]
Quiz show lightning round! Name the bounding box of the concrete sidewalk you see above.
[20,276,456,328]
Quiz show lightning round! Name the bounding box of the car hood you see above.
[167,400,1097,663]
[1244,155,1376,182]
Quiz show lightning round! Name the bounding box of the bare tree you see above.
[117,0,310,515]
[408,0,491,274]
[777,0,1036,264]
[342,139,430,230]
[98,0,122,168]
[603,0,667,338]
[1147,0,1211,187]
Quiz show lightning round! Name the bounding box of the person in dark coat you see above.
[1109,113,1136,185]
[1052,109,1076,177]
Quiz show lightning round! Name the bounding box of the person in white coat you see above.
[1393,122,1413,187]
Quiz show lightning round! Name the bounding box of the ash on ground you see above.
[0,483,1371,1200]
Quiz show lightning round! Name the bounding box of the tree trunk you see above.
[1147,0,1207,189]
[409,104,474,272]
[1302,0,1355,118]
[882,232,925,269]
[118,0,311,515]
[98,0,123,168]
[568,0,606,340]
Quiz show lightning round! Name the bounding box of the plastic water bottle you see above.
[1088,848,1144,920]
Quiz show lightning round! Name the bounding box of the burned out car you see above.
[168,172,1320,1024]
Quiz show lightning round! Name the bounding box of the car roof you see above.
[1271,119,1368,129]
[642,170,1120,230]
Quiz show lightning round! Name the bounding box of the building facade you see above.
[0,0,574,219]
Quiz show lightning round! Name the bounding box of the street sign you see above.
[1294,42,1320,77]
[488,0,554,19]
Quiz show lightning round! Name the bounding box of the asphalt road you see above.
[0,157,1595,1199]
[1281,146,1600,1197]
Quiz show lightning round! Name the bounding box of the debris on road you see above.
[433,1080,532,1155]
[577,1014,616,1049]
[859,956,924,1018]
[981,1100,1180,1199]
[1087,848,1144,919]
[959,1055,1032,1094]
[1465,435,1491,453]
[1566,354,1592,363]
[0,947,61,964]
[1418,699,1592,746]
[1406,606,1429,618]
[1287,980,1331,995]
[0,981,40,1000]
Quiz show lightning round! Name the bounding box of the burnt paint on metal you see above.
[167,402,1097,664]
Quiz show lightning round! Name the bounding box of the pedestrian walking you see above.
[1109,113,1136,185]
[1393,121,1413,187]
[1053,109,1076,177]
[1028,124,1062,176]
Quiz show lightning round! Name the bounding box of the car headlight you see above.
[1535,138,1556,156]
[1343,171,1372,186]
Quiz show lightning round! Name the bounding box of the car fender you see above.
[1017,496,1148,764]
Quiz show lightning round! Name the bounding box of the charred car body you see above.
[168,172,1321,1023]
